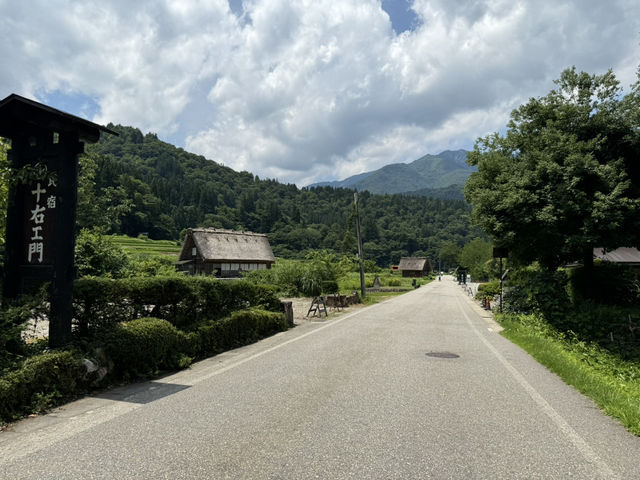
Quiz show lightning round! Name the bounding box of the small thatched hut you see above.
[176,228,275,277]
[398,257,432,278]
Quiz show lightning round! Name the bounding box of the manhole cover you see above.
[426,352,460,359]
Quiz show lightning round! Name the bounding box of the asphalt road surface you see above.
[2,277,640,479]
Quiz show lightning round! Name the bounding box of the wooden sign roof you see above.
[0,93,117,143]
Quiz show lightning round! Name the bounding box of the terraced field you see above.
[110,235,182,258]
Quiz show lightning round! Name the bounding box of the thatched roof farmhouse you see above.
[176,228,275,277]
[398,257,432,278]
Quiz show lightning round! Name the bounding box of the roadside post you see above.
[354,192,365,300]
[0,94,116,348]
[492,247,508,313]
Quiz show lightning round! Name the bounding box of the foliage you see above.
[499,313,640,435]
[458,238,492,281]
[194,309,288,357]
[0,292,49,372]
[124,253,182,278]
[78,124,478,266]
[244,252,353,296]
[504,266,570,321]
[475,280,501,302]
[104,317,189,379]
[465,66,640,270]
[0,307,288,422]
[0,350,88,422]
[566,262,640,306]
[75,228,130,278]
[439,242,461,271]
[72,276,281,333]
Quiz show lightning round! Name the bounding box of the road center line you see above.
[456,297,617,479]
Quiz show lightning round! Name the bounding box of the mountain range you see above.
[308,149,474,199]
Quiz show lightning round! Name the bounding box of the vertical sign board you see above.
[0,94,116,348]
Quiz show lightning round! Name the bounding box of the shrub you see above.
[245,252,353,296]
[104,317,188,378]
[0,293,49,372]
[124,253,183,278]
[475,280,501,302]
[504,266,569,320]
[75,228,130,278]
[72,276,281,334]
[0,350,87,422]
[195,309,288,357]
[567,263,640,306]
[321,280,339,294]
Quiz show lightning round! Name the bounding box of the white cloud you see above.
[1,0,639,185]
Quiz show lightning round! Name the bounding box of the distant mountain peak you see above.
[307,149,474,196]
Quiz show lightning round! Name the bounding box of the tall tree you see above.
[465,67,640,270]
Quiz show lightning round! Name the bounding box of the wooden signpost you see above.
[0,94,116,348]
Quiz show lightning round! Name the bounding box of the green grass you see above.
[499,313,640,435]
[110,235,182,258]
[339,272,432,302]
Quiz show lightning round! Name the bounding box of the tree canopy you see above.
[465,67,640,270]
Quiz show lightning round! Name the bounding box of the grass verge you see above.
[499,313,640,435]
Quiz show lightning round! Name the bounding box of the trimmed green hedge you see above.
[194,309,288,357]
[73,276,281,333]
[102,309,287,380]
[0,351,88,422]
[104,317,190,379]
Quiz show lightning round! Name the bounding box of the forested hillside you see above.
[79,125,479,266]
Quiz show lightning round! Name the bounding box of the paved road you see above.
[2,278,640,479]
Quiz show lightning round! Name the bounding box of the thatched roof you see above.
[594,247,640,265]
[179,228,275,263]
[398,257,429,271]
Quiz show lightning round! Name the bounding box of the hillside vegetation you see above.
[79,125,480,266]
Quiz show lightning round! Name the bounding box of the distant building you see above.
[593,247,640,266]
[176,228,275,277]
[398,257,432,278]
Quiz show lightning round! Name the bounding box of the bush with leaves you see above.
[194,309,287,357]
[504,266,569,320]
[246,251,355,296]
[72,276,281,333]
[0,292,48,373]
[475,280,501,303]
[75,228,130,278]
[104,317,190,379]
[566,262,640,306]
[0,350,88,422]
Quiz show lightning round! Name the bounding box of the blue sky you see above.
[1,0,639,186]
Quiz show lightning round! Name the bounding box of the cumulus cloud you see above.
[1,0,639,185]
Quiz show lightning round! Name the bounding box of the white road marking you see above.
[456,297,617,479]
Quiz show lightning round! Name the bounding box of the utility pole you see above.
[354,192,365,299]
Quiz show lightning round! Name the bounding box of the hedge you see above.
[1,309,288,423]
[72,276,281,334]
[194,309,289,357]
[103,317,190,379]
[102,309,287,380]
[0,350,88,422]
